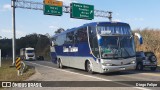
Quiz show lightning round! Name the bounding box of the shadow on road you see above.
[26,60,160,76]
[64,66,160,76]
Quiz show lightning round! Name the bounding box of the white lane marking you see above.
[27,61,150,90]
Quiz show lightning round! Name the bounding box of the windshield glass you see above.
[100,36,135,59]
[26,50,34,53]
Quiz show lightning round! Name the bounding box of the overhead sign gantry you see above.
[11,0,112,65]
[15,0,112,21]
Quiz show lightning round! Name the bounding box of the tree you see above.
[16,33,50,57]
[54,28,65,34]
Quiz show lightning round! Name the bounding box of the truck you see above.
[20,47,35,60]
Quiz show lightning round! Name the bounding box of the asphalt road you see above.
[5,60,160,90]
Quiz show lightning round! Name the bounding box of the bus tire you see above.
[86,60,94,74]
[57,59,63,69]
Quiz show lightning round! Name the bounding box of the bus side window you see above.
[77,27,88,43]
[74,31,78,43]
[66,31,74,44]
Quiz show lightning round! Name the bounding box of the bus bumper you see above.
[100,64,136,73]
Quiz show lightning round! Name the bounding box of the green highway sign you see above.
[70,3,94,20]
[44,4,62,16]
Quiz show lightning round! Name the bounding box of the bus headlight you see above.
[102,63,112,66]
[131,60,136,64]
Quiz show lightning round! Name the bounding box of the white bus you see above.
[50,22,142,73]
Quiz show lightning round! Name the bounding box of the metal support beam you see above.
[15,0,112,21]
[11,0,16,66]
[0,49,1,67]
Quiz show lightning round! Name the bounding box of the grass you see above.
[0,59,35,81]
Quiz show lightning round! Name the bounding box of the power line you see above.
[15,0,112,21]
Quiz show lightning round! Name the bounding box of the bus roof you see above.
[53,22,130,37]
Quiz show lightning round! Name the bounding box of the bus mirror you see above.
[134,33,143,45]
[52,41,55,46]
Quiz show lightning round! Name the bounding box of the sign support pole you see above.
[11,0,16,66]
[17,70,20,76]
[0,49,1,67]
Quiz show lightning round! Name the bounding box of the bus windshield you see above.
[100,36,135,59]
[26,50,34,53]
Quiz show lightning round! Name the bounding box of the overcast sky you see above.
[0,0,160,38]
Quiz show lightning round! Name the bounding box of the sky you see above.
[0,0,160,38]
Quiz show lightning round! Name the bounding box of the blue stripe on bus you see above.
[55,43,91,56]
[50,43,97,64]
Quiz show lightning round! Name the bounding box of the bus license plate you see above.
[119,67,125,70]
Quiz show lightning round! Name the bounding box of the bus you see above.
[50,22,138,73]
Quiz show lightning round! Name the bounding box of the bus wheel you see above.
[86,61,94,74]
[57,59,63,69]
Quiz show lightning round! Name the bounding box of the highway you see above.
[7,60,160,90]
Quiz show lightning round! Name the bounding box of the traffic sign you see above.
[70,3,94,20]
[44,0,63,6]
[16,57,21,70]
[44,4,62,16]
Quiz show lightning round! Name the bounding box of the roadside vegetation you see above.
[0,59,35,81]
[0,33,50,60]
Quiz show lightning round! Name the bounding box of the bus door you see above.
[73,27,88,68]
[50,46,57,63]
[66,31,75,66]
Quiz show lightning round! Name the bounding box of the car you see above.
[36,56,44,60]
[136,51,157,71]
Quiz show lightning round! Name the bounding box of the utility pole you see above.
[11,0,16,66]
[0,36,1,67]
[0,49,1,67]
